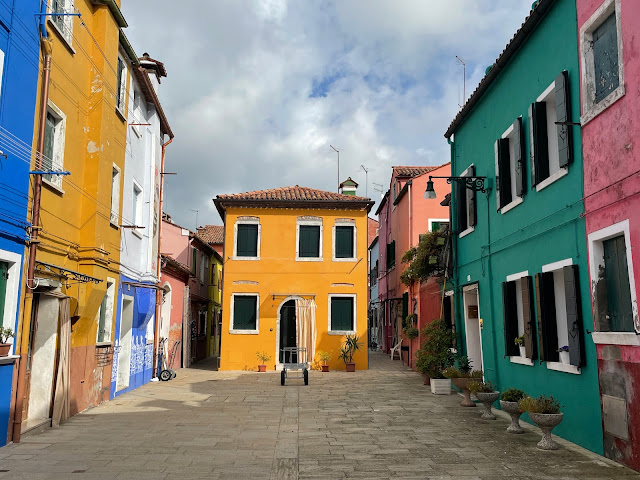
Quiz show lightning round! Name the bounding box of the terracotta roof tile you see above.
[197,225,224,245]
[392,166,441,178]
[216,185,370,203]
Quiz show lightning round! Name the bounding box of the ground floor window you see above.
[329,295,355,333]
[502,273,535,360]
[231,294,259,333]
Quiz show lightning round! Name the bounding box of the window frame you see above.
[296,217,323,262]
[110,164,121,227]
[132,180,143,238]
[131,89,143,138]
[49,0,74,51]
[116,53,128,117]
[42,101,67,193]
[458,164,476,238]
[328,293,357,335]
[332,219,357,262]
[96,278,116,345]
[428,218,450,233]
[580,0,625,125]
[230,293,260,334]
[233,217,261,260]
[0,48,5,100]
[0,250,22,355]
[496,120,525,214]
[504,271,534,366]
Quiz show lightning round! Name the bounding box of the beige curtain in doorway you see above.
[295,299,317,365]
[52,296,71,427]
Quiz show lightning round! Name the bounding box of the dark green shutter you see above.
[467,166,476,227]
[455,178,466,232]
[593,13,619,104]
[494,140,501,211]
[498,138,511,208]
[237,224,258,257]
[502,281,519,357]
[513,117,525,197]
[234,296,257,330]
[555,71,573,168]
[529,102,549,187]
[563,265,585,367]
[331,297,353,331]
[536,272,559,362]
[535,274,545,362]
[0,262,8,328]
[299,225,320,258]
[402,292,409,327]
[521,276,536,359]
[603,235,633,332]
[336,226,354,258]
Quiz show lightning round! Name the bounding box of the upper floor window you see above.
[96,279,116,344]
[296,217,322,261]
[495,118,525,213]
[43,103,67,191]
[50,0,73,46]
[386,240,396,270]
[116,54,128,114]
[191,247,197,275]
[580,0,624,124]
[234,217,260,260]
[132,181,142,237]
[333,219,356,261]
[110,165,120,226]
[456,165,476,237]
[529,71,573,192]
[0,48,5,100]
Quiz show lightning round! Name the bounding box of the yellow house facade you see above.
[207,251,223,357]
[214,186,373,372]
[14,0,132,437]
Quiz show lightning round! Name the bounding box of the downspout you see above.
[153,137,173,377]
[13,9,52,442]
[447,137,462,353]
[408,181,413,367]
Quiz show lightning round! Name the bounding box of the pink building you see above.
[577,0,640,469]
[376,164,451,365]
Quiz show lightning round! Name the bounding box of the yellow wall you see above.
[219,206,369,371]
[207,254,222,356]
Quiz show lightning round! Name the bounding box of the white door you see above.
[463,287,484,373]
[27,295,59,423]
[117,296,134,391]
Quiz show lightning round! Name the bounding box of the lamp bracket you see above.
[429,175,487,193]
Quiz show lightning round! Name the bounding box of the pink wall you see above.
[162,220,190,265]
[161,271,186,368]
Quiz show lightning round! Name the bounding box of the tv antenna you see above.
[373,182,384,198]
[330,145,340,192]
[456,56,467,107]
[360,165,369,198]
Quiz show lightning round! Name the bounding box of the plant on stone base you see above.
[500,388,526,434]
[501,388,525,403]
[519,395,564,450]
[414,319,455,379]
[469,381,500,420]
[519,395,561,414]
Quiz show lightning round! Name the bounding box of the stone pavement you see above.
[0,352,638,480]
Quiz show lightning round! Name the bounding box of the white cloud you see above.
[120,0,533,228]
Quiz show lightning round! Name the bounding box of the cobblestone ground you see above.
[0,352,638,480]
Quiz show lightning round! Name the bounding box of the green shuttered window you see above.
[233,295,258,330]
[331,297,354,331]
[335,226,354,258]
[236,223,258,257]
[386,240,396,269]
[299,225,320,258]
[593,13,619,104]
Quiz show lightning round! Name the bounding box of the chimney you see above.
[339,177,359,196]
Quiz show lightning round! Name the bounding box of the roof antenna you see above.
[456,56,467,107]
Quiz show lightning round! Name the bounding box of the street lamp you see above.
[424,175,488,199]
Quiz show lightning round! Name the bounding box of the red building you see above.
[577,0,640,469]
[376,164,450,367]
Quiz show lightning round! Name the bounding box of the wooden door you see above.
[604,235,633,332]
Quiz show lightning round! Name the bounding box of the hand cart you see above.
[280,347,309,386]
[159,340,181,381]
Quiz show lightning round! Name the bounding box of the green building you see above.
[443,0,602,453]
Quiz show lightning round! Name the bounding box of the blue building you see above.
[0,0,41,446]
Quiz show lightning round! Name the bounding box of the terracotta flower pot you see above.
[258,365,266,372]
[452,377,476,407]
[475,391,500,420]
[321,365,329,372]
[500,400,524,433]
[0,344,10,357]
[529,412,564,450]
[345,362,356,372]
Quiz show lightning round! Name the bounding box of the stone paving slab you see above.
[0,352,638,479]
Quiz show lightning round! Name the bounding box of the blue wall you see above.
[110,276,156,398]
[0,0,41,447]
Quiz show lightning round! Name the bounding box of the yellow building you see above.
[207,250,223,357]
[214,186,373,372]
[15,0,133,435]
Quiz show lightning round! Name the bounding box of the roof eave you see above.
[214,198,375,214]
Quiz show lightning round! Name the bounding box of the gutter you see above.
[214,198,375,220]
[92,0,127,28]
[118,30,139,67]
[444,0,555,138]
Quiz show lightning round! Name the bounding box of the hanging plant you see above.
[400,230,449,286]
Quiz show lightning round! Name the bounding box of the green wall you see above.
[449,0,603,454]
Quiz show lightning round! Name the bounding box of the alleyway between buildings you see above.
[0,353,637,480]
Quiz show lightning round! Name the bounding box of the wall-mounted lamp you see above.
[423,175,489,199]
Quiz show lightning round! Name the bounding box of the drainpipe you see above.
[12,15,53,443]
[447,138,461,352]
[407,181,413,367]
[153,137,173,377]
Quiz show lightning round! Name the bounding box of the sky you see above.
[121,0,534,230]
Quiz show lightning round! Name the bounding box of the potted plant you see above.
[317,351,331,372]
[403,326,419,340]
[500,388,526,434]
[256,351,271,372]
[519,395,563,450]
[469,381,500,420]
[514,335,526,357]
[338,334,362,372]
[0,327,14,357]
[443,356,482,407]
[557,345,570,364]
[415,319,455,394]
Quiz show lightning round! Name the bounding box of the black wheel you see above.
[303,368,309,385]
[159,369,171,381]
[281,369,286,386]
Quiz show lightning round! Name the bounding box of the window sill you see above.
[296,257,323,262]
[233,256,260,261]
[535,168,568,192]
[333,257,357,262]
[48,20,75,55]
[132,125,142,138]
[229,329,259,335]
[546,361,580,375]
[591,332,640,346]
[500,196,524,215]
[509,356,533,366]
[110,221,120,230]
[459,227,474,238]
[0,355,19,365]
[42,178,65,195]
[95,342,113,348]
[132,229,143,239]
[115,107,127,122]
[328,330,356,336]
[581,85,625,126]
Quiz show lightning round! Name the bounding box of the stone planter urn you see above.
[452,378,476,407]
[500,400,524,433]
[475,391,500,420]
[529,413,564,450]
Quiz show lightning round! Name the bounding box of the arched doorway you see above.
[277,298,298,365]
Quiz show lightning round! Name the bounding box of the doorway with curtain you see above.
[276,297,317,368]
[279,300,297,364]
